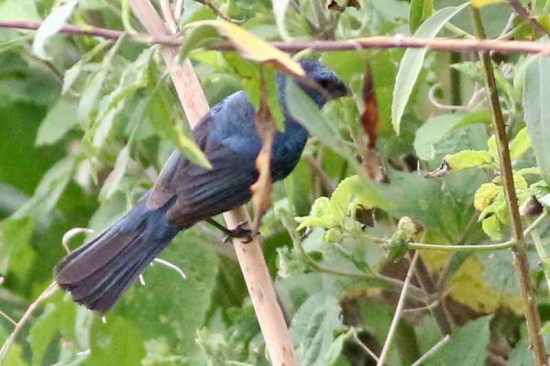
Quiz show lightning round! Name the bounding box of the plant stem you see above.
[129,1,297,365]
[473,7,547,365]
[377,252,419,366]
[408,240,516,252]
[6,20,550,54]
[409,252,454,336]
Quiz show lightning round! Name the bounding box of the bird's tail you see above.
[55,193,179,312]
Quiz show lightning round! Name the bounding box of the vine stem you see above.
[129,1,297,365]
[473,8,547,365]
[5,20,550,54]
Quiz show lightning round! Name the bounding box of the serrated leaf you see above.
[290,293,343,366]
[474,182,501,211]
[523,45,550,184]
[425,316,491,365]
[509,127,531,159]
[184,20,304,77]
[392,3,468,133]
[32,0,78,60]
[445,150,494,171]
[481,215,502,240]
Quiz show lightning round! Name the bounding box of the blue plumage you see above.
[55,59,347,312]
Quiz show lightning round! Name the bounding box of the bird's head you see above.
[296,59,349,107]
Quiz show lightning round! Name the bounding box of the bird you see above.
[54,59,348,312]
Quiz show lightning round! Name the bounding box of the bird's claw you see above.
[223,221,254,243]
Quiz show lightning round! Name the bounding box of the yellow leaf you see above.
[474,183,501,211]
[472,0,504,8]
[185,20,304,78]
[421,252,523,314]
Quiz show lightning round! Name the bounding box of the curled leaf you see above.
[183,20,304,78]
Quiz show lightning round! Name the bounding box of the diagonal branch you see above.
[128,1,297,365]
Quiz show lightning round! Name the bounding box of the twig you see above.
[409,253,453,336]
[159,0,178,33]
[0,282,58,363]
[306,155,336,193]
[0,310,16,327]
[194,0,239,23]
[129,1,297,365]
[6,20,550,54]
[376,251,419,366]
[507,0,549,36]
[351,328,379,362]
[473,8,547,365]
[410,335,450,366]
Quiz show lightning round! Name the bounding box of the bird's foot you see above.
[223,221,253,244]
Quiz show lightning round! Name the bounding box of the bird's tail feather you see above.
[55,193,179,312]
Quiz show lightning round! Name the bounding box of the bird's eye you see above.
[318,79,330,88]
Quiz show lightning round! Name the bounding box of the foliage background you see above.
[1,0,550,365]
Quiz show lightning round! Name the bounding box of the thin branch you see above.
[6,20,550,54]
[194,0,240,23]
[507,0,549,36]
[159,0,178,33]
[410,335,450,366]
[0,282,58,362]
[129,2,297,365]
[410,253,453,336]
[376,251,419,366]
[351,328,379,362]
[473,8,547,365]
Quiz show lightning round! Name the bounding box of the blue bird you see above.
[55,59,348,312]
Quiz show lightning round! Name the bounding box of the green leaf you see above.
[509,127,532,159]
[179,25,222,60]
[0,217,35,276]
[273,0,291,40]
[12,156,77,219]
[286,81,357,168]
[409,0,434,32]
[444,150,494,171]
[523,46,550,184]
[98,145,131,201]
[115,229,219,354]
[414,111,492,161]
[290,293,343,366]
[0,0,39,21]
[88,316,147,366]
[474,182,501,211]
[425,316,492,365]
[481,215,502,240]
[414,114,464,161]
[147,86,211,168]
[36,96,79,145]
[31,0,78,60]
[28,293,81,366]
[477,251,521,295]
[391,3,468,133]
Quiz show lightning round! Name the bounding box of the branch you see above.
[6,20,550,54]
[507,0,549,36]
[473,8,547,365]
[128,1,297,365]
[376,252,419,366]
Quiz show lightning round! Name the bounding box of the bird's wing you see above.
[147,106,259,228]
